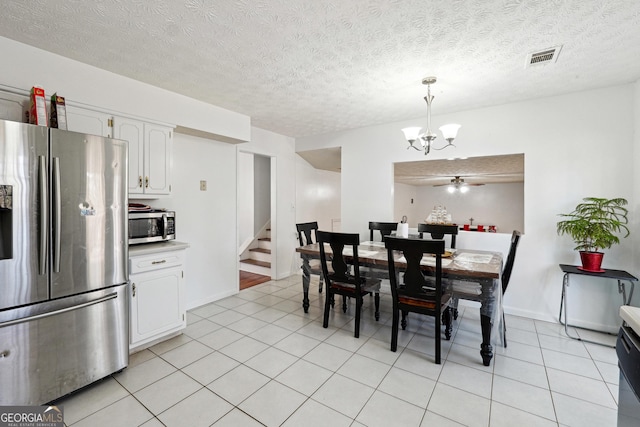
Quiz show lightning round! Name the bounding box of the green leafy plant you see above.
[557,197,630,252]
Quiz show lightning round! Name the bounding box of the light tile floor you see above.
[55,275,621,427]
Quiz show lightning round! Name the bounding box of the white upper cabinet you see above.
[113,119,172,197]
[142,123,172,196]
[66,105,112,137]
[0,92,27,123]
[112,117,172,197]
[66,106,173,198]
[112,116,144,195]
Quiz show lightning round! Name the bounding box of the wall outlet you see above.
[200,180,207,191]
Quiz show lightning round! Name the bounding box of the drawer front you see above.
[129,250,185,274]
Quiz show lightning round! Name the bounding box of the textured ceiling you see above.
[394,153,524,186]
[297,147,342,173]
[1,1,639,139]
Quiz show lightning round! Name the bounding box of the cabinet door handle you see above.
[145,176,149,188]
[138,176,143,188]
[152,260,166,265]
[132,283,136,297]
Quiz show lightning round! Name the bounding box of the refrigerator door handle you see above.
[0,292,119,328]
[53,157,61,273]
[39,155,47,275]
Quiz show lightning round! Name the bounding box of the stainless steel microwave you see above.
[128,210,176,244]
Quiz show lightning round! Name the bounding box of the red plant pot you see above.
[579,251,604,272]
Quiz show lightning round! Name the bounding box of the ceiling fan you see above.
[434,176,485,187]
[433,176,484,193]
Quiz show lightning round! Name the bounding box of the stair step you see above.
[258,238,271,250]
[249,247,271,254]
[258,237,271,242]
[240,259,271,268]
[239,261,271,276]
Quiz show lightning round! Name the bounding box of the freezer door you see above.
[49,129,127,297]
[0,120,49,310]
[0,284,129,405]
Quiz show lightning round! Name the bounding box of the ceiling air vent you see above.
[525,45,562,68]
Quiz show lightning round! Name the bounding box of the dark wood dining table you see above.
[296,240,504,366]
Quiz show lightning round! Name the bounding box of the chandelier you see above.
[402,77,461,155]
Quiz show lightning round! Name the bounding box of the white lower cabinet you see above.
[129,248,186,352]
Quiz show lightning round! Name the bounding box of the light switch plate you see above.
[200,180,207,191]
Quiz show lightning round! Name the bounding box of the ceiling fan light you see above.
[439,123,461,141]
[460,185,469,193]
[447,185,456,193]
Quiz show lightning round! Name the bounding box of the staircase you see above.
[239,229,272,277]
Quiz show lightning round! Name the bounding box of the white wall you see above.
[295,156,342,233]
[254,155,271,233]
[394,183,419,226]
[297,84,638,332]
[161,134,239,307]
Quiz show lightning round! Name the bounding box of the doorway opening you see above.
[238,152,275,289]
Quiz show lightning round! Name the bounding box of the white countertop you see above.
[128,240,190,256]
[620,305,640,335]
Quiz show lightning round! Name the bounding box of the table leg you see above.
[480,314,493,366]
[450,277,498,366]
[301,256,311,313]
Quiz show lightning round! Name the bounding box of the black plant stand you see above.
[559,264,637,347]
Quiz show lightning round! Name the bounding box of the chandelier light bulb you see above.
[439,124,462,143]
[401,127,422,146]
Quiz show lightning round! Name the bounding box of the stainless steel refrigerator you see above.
[0,118,129,405]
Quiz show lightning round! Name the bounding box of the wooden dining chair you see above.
[418,223,458,248]
[418,223,459,318]
[384,237,452,364]
[501,230,522,347]
[369,221,398,241]
[296,221,325,293]
[317,231,381,338]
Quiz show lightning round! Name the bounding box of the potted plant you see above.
[556,197,630,272]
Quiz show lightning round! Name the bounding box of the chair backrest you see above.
[316,231,363,287]
[369,221,399,241]
[296,221,318,246]
[502,230,522,294]
[418,224,458,248]
[385,236,445,299]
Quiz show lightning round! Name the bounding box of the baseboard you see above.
[491,304,620,334]
[186,288,238,311]
[502,305,556,323]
